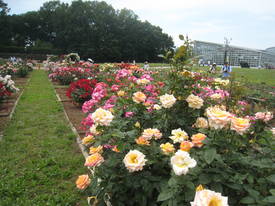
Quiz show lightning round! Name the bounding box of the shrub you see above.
[16,65,29,77]
[66,79,97,105]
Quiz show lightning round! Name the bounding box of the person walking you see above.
[221,62,232,78]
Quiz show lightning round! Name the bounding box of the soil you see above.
[54,85,87,138]
[0,76,30,135]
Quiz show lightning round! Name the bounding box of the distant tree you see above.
[0,0,9,15]
[0,0,174,61]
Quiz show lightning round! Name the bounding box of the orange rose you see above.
[191,133,207,147]
[180,141,194,152]
[84,153,104,167]
[76,174,91,190]
[135,136,150,145]
[112,145,120,153]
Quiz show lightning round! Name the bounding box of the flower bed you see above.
[47,56,274,205]
[74,64,274,205]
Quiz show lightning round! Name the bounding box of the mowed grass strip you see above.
[0,70,86,205]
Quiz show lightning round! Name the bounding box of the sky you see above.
[6,0,275,49]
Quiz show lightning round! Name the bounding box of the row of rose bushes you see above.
[0,60,31,103]
[47,57,275,205]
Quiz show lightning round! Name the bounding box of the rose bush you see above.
[66,79,97,105]
[0,75,19,102]
[74,63,274,205]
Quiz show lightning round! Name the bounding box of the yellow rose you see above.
[89,145,103,154]
[186,94,204,109]
[123,150,147,172]
[82,135,95,145]
[75,174,91,190]
[132,91,146,103]
[230,117,250,135]
[169,128,189,143]
[117,90,126,97]
[134,121,141,128]
[193,117,208,129]
[160,142,175,155]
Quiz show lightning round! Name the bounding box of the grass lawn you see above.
[231,67,275,86]
[0,70,87,205]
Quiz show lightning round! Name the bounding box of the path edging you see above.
[54,89,89,159]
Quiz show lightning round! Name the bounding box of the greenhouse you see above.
[194,40,275,68]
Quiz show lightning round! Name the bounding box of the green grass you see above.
[231,67,275,86]
[0,70,87,205]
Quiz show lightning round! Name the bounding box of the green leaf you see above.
[269,189,275,196]
[204,148,217,164]
[266,174,275,184]
[240,196,255,204]
[157,191,174,202]
[168,177,177,187]
[263,196,275,203]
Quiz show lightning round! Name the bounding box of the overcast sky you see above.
[6,0,275,49]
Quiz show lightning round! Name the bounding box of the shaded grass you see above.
[0,70,86,205]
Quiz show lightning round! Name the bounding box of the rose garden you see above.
[0,1,275,206]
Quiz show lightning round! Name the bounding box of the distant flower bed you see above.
[48,67,93,85]
[0,75,19,102]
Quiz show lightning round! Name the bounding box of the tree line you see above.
[0,0,174,62]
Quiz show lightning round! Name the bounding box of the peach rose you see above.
[84,153,104,167]
[206,106,232,129]
[75,174,91,190]
[180,141,194,152]
[132,91,146,103]
[191,133,207,147]
[231,117,250,135]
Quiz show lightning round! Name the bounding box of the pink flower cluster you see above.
[255,112,273,122]
[197,87,229,100]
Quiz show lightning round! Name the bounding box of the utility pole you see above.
[224,37,232,64]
